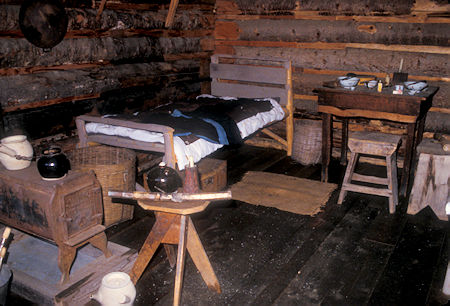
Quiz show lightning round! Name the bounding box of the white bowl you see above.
[404,81,427,91]
[367,80,377,88]
[338,77,360,88]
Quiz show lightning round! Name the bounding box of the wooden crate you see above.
[197,158,227,192]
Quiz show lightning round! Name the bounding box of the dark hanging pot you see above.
[19,0,68,50]
[37,146,71,180]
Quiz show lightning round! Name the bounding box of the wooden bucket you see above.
[67,145,136,227]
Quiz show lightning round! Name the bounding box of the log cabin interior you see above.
[0,0,449,305]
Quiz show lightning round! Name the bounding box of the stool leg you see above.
[386,153,399,214]
[338,151,358,204]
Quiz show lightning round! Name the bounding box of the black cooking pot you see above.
[37,146,70,180]
[19,0,68,50]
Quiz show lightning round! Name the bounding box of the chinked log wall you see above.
[214,0,450,139]
[0,0,215,139]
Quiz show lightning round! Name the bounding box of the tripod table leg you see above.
[129,213,178,284]
[186,218,221,293]
[173,215,188,306]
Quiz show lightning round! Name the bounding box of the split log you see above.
[223,0,448,15]
[95,3,214,12]
[0,29,214,39]
[227,47,450,77]
[217,12,450,24]
[216,40,450,55]
[0,62,200,110]
[217,20,450,47]
[0,36,203,68]
[0,6,214,32]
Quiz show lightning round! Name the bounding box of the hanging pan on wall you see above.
[19,0,68,50]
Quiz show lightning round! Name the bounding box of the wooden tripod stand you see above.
[129,199,221,306]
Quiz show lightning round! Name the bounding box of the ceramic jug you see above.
[0,135,33,170]
[91,272,136,306]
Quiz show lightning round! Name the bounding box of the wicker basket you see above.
[292,119,322,165]
[67,145,136,227]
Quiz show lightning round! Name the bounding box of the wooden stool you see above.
[129,200,221,306]
[338,131,402,213]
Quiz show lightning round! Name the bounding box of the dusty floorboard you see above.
[6,144,450,305]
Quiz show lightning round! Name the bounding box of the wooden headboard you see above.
[210,54,294,155]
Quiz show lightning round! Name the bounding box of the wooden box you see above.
[197,158,227,192]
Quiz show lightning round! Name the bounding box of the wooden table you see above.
[129,199,221,306]
[315,85,439,196]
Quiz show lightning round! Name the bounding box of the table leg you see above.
[173,215,188,306]
[321,113,333,182]
[400,123,416,197]
[414,115,427,160]
[164,245,177,268]
[340,118,348,165]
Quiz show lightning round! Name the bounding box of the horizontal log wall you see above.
[0,1,214,139]
[214,0,450,133]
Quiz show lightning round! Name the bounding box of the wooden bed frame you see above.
[76,54,293,170]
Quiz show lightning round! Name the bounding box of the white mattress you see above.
[85,96,284,170]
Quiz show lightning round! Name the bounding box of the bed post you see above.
[163,131,177,170]
[286,60,294,156]
[75,117,88,148]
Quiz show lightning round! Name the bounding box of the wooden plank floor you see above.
[8,144,450,305]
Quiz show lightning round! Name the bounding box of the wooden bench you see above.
[338,131,402,213]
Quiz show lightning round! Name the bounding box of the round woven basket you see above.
[67,145,136,227]
[292,119,322,165]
